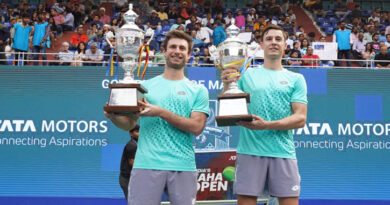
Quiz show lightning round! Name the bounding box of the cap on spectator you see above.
[250,8,256,12]
[151,10,157,14]
[90,42,98,48]
[103,24,110,28]
[100,7,105,11]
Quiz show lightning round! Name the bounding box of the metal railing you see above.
[1,51,389,69]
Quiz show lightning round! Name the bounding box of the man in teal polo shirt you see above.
[105,30,209,205]
[222,24,307,205]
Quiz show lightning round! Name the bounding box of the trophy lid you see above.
[226,19,240,38]
[218,18,247,50]
[121,3,144,32]
[124,4,137,24]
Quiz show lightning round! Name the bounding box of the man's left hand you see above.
[236,115,269,130]
[139,98,163,117]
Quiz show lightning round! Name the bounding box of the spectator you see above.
[167,5,179,20]
[89,15,103,29]
[288,50,303,66]
[200,47,213,66]
[170,17,184,31]
[253,16,267,32]
[348,4,362,20]
[352,33,367,59]
[282,16,296,37]
[265,13,277,26]
[333,21,352,67]
[379,29,386,43]
[302,46,319,67]
[307,32,316,44]
[70,26,88,49]
[85,42,103,66]
[362,43,375,66]
[371,33,380,52]
[32,13,51,66]
[157,5,168,22]
[334,0,348,19]
[201,12,214,28]
[12,14,32,65]
[114,0,127,13]
[52,8,65,34]
[350,26,359,44]
[296,26,305,38]
[364,26,375,43]
[235,10,245,29]
[290,41,302,58]
[185,15,197,33]
[224,11,234,26]
[212,20,226,46]
[195,22,213,45]
[153,45,166,65]
[147,10,162,32]
[103,37,121,63]
[246,8,258,26]
[286,8,296,23]
[55,42,74,66]
[385,34,390,48]
[214,12,226,25]
[110,18,120,32]
[368,11,380,23]
[277,14,286,27]
[374,46,390,68]
[62,8,75,32]
[87,23,99,42]
[72,41,87,66]
[300,38,310,55]
[346,17,362,31]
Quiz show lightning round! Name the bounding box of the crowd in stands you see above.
[0,0,389,68]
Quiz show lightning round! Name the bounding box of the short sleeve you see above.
[291,74,308,104]
[192,86,210,116]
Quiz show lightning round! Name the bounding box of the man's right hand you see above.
[221,66,239,84]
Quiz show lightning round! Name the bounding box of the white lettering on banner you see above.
[294,122,390,136]
[191,80,224,91]
[0,120,36,132]
[197,172,228,192]
[337,123,390,136]
[294,123,333,135]
[41,120,108,133]
[102,79,118,89]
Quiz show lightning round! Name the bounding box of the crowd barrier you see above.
[0,65,389,205]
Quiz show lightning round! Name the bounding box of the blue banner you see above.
[0,66,390,204]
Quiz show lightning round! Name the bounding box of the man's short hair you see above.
[130,124,140,133]
[261,24,287,42]
[161,30,193,54]
[90,42,98,47]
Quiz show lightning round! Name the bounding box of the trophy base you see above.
[216,114,253,126]
[103,105,142,115]
[216,93,251,127]
[105,83,147,115]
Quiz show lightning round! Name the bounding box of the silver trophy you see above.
[104,4,151,114]
[212,20,252,126]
